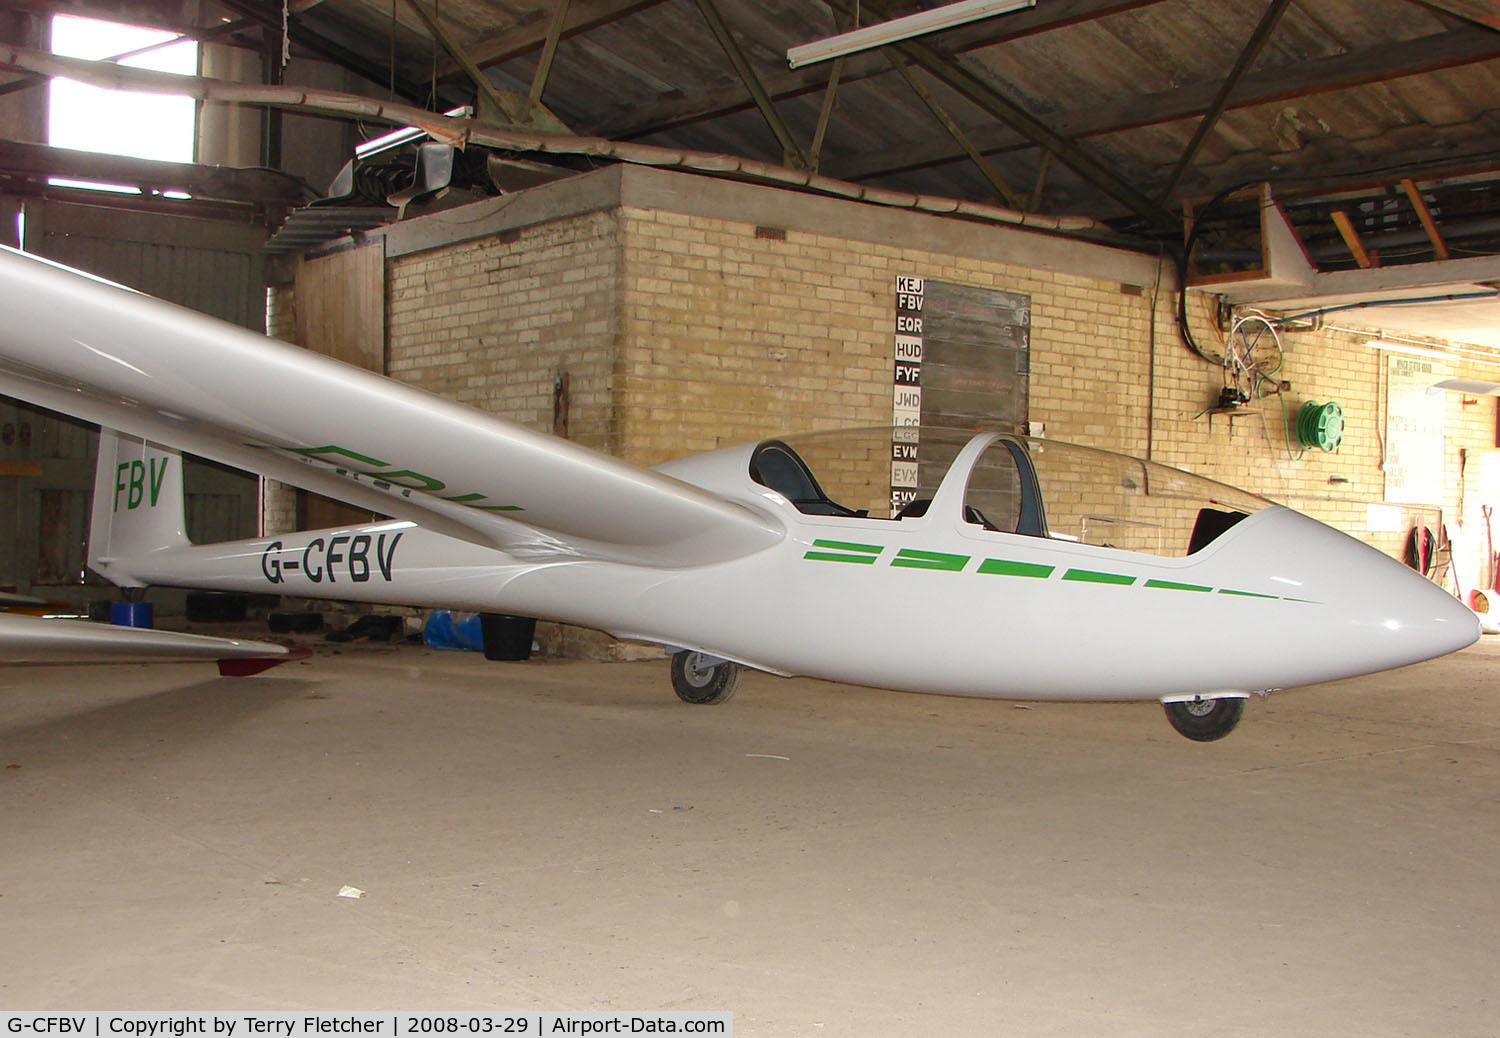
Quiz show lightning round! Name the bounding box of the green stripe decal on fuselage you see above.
[1144,579,1212,592]
[1062,568,1136,585]
[805,539,884,564]
[978,558,1055,578]
[798,539,1300,602]
[893,548,970,571]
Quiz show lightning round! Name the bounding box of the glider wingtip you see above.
[217,647,310,677]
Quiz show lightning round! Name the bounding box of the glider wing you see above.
[0,247,780,566]
[0,611,290,671]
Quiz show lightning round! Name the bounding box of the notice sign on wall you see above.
[892,276,925,513]
[1384,355,1447,507]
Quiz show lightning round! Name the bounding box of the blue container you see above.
[423,610,484,651]
[109,601,154,628]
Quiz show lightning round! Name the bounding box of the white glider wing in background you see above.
[0,612,290,674]
[0,246,780,568]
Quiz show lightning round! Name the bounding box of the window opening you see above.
[48,15,198,195]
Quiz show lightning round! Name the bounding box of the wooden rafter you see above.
[808,57,844,173]
[0,139,312,206]
[0,44,1102,235]
[1401,178,1451,260]
[0,14,252,99]
[217,0,436,105]
[1331,210,1377,268]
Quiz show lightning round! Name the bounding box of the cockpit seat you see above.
[750,441,866,517]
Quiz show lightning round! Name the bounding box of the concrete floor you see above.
[1,635,1497,1035]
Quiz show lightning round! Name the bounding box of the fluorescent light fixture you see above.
[356,106,471,159]
[1428,378,1500,396]
[46,177,140,195]
[1365,338,1500,369]
[787,0,1036,69]
[1364,339,1452,360]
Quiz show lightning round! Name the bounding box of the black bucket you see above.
[480,613,536,661]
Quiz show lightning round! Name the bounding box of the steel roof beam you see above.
[219,0,438,106]
[821,0,1176,231]
[836,26,1500,184]
[1408,0,1500,31]
[693,0,810,170]
[0,139,313,205]
[527,0,573,110]
[588,0,1167,139]
[1157,0,1292,202]
[458,0,667,71]
[885,55,1018,207]
[402,0,527,123]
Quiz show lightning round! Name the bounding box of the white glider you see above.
[0,245,1477,738]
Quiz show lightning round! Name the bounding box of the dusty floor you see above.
[0,634,1497,1035]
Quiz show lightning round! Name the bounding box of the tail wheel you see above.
[670,650,741,705]
[1163,697,1245,741]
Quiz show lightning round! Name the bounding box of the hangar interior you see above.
[2,0,1500,626]
[1,0,1500,1028]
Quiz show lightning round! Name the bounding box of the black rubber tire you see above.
[1163,697,1245,742]
[670,650,741,705]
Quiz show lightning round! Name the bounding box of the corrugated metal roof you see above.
[168,1,1500,253]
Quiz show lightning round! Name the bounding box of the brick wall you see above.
[386,209,622,454]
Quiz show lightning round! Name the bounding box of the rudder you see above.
[89,430,190,587]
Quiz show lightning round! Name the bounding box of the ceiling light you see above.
[786,0,1036,69]
[1363,339,1452,360]
[1429,378,1500,396]
[356,106,471,159]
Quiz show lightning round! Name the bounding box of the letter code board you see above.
[892,275,1031,515]
[892,276,925,514]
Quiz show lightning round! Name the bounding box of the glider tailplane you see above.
[88,430,190,588]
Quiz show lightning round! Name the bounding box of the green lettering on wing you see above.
[249,441,526,512]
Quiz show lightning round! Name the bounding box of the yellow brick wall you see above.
[385,209,623,454]
[616,208,1163,466]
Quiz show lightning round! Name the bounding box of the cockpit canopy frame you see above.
[749,428,1271,559]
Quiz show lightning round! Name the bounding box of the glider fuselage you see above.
[105,436,1476,703]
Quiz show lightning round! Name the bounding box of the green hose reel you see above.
[1296,400,1344,452]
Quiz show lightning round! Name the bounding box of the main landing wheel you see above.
[1163,697,1245,742]
[670,650,741,705]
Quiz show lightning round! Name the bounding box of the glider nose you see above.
[1356,558,1480,661]
[1213,508,1479,686]
[1273,510,1480,671]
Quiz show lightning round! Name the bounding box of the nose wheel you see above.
[1162,696,1245,741]
[670,650,741,704]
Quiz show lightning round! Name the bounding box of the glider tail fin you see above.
[88,430,191,588]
